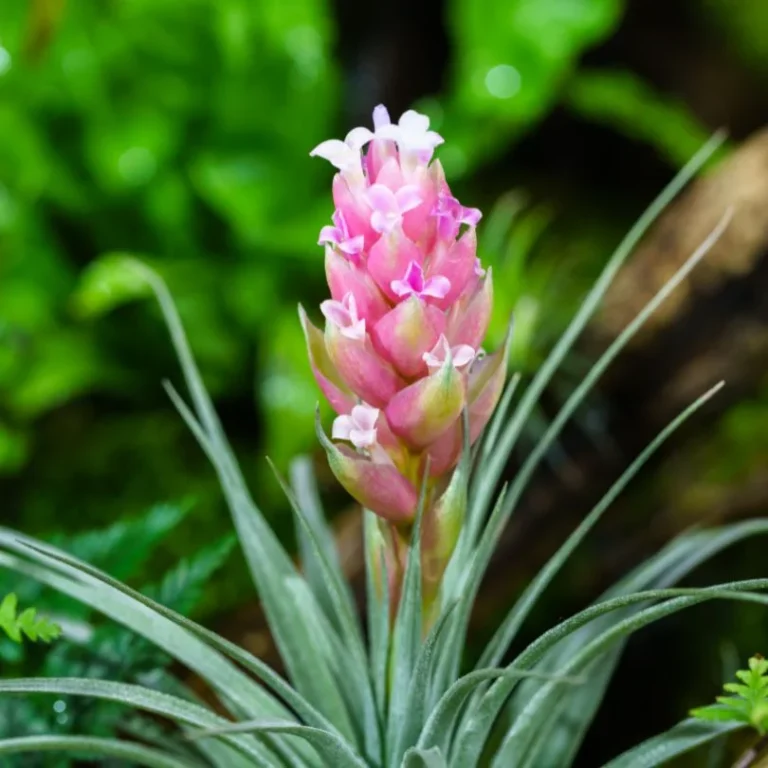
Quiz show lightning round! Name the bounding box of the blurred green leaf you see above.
[565,68,730,167]
[71,253,154,319]
[436,0,624,175]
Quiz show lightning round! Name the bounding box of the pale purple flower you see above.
[372,105,391,131]
[423,334,476,372]
[332,403,380,449]
[474,257,486,278]
[433,193,482,240]
[391,261,451,301]
[319,210,364,264]
[376,109,444,166]
[320,292,366,340]
[366,184,423,234]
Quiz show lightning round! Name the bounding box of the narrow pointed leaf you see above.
[134,265,356,738]
[600,719,742,768]
[387,465,429,766]
[511,521,768,768]
[289,455,347,620]
[365,508,391,730]
[0,735,203,768]
[6,533,340,735]
[0,678,274,766]
[392,605,457,764]
[190,721,368,768]
[493,587,768,765]
[467,133,725,544]
[0,535,291,723]
[402,745,449,767]
[476,209,733,672]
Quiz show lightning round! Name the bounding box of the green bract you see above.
[0,135,766,767]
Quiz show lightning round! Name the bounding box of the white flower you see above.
[310,126,375,179]
[320,292,366,340]
[332,404,380,450]
[423,334,475,372]
[376,109,444,166]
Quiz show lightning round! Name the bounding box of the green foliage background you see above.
[2,0,767,580]
[0,0,625,542]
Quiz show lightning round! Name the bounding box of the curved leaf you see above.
[137,269,357,742]
[492,587,768,766]
[0,735,202,768]
[452,380,730,764]
[2,533,336,736]
[600,719,742,768]
[0,678,274,766]
[402,745,448,767]
[190,720,368,768]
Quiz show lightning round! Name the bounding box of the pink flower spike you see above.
[318,210,365,264]
[367,184,422,234]
[391,261,451,301]
[321,292,366,340]
[423,334,475,372]
[332,404,380,450]
[474,257,486,277]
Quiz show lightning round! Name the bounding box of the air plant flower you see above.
[303,105,510,612]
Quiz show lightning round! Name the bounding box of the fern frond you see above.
[0,594,61,645]
[692,654,768,735]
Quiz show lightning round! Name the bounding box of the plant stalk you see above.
[733,734,768,768]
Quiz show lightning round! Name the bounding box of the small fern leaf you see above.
[0,594,61,644]
[692,654,768,735]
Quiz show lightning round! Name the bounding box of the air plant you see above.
[0,107,765,768]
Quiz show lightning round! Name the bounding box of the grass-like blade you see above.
[135,266,356,740]
[476,209,733,670]
[0,735,204,768]
[365,507,391,743]
[0,678,273,766]
[468,132,725,541]
[289,456,348,623]
[456,582,768,766]
[0,535,290,723]
[270,458,379,763]
[190,720,368,768]
[402,745,449,767]
[519,521,768,767]
[600,719,742,768]
[391,605,457,765]
[387,464,429,768]
[468,375,724,696]
[493,586,768,765]
[6,534,340,738]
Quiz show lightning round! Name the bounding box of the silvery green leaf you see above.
[0,735,201,768]
[189,720,368,768]
[0,678,275,766]
[402,745,448,768]
[387,469,428,767]
[131,269,354,740]
[600,719,742,768]
[493,586,768,766]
